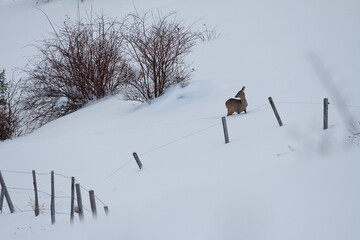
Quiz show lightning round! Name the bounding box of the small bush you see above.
[24,14,132,128]
[0,70,24,140]
[0,70,8,105]
[122,11,203,102]
[27,198,46,214]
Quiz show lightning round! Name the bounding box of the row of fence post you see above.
[222,97,330,144]
[0,170,108,225]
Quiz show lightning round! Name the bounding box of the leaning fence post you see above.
[0,188,5,212]
[0,171,15,213]
[50,171,55,224]
[70,177,75,224]
[32,170,39,216]
[323,98,329,130]
[268,97,283,127]
[89,190,97,218]
[133,152,143,170]
[221,117,230,144]
[75,183,84,222]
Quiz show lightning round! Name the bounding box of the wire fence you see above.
[277,101,360,108]
[0,169,107,217]
[1,99,359,220]
[13,204,71,216]
[103,100,360,179]
[103,102,284,180]
[3,99,359,182]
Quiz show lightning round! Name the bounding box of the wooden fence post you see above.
[222,117,230,144]
[0,188,5,212]
[0,171,15,213]
[70,177,75,224]
[32,170,39,216]
[104,206,109,216]
[133,152,143,170]
[89,190,97,218]
[268,97,283,127]
[75,183,84,222]
[50,171,55,224]
[323,98,329,130]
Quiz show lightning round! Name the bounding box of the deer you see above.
[225,86,248,116]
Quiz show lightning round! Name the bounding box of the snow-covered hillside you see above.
[1,0,360,239]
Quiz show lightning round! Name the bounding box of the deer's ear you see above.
[241,86,245,92]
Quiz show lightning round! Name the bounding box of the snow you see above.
[1,0,360,239]
[55,97,68,108]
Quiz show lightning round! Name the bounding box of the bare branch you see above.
[24,13,132,129]
[122,11,204,102]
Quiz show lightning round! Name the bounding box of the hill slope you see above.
[1,0,360,239]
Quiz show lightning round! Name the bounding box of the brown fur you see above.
[225,86,248,116]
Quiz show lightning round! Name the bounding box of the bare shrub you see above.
[27,198,46,214]
[24,14,132,128]
[122,11,204,102]
[0,70,25,140]
[200,24,220,42]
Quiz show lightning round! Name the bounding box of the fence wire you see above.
[6,186,95,214]
[277,101,360,108]
[0,170,108,214]
[104,102,271,180]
